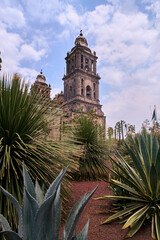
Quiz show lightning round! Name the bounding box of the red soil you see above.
[68,181,152,240]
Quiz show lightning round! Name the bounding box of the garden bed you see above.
[67,181,152,240]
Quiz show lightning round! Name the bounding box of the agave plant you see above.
[72,115,107,180]
[96,132,160,239]
[0,163,97,240]
[0,75,79,228]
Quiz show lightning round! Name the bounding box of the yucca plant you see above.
[0,163,97,240]
[96,132,160,239]
[72,115,107,180]
[0,75,79,229]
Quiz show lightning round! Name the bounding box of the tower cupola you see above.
[36,69,46,83]
[75,30,88,47]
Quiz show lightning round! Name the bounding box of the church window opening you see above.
[85,58,89,64]
[86,85,91,98]
[94,92,96,99]
[91,60,94,72]
[81,55,83,62]
[93,83,96,90]
[70,86,72,91]
[85,65,89,71]
[81,63,83,69]
[81,79,84,86]
[81,88,84,96]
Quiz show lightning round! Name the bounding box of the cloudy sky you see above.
[1,0,160,131]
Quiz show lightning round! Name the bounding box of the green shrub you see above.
[0,163,97,240]
[0,75,78,228]
[72,115,108,180]
[96,132,160,239]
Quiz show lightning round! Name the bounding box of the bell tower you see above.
[63,31,105,123]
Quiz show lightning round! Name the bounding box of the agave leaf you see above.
[155,212,160,240]
[140,136,150,178]
[61,186,98,240]
[0,187,22,237]
[125,141,150,194]
[22,187,39,240]
[95,195,147,202]
[111,155,146,194]
[0,231,22,240]
[77,220,89,240]
[122,205,149,229]
[23,162,36,200]
[128,213,146,237]
[150,164,157,197]
[115,151,143,187]
[33,185,61,240]
[0,214,11,231]
[152,214,157,240]
[35,179,44,205]
[44,166,68,201]
[152,134,159,165]
[110,179,142,197]
[101,204,144,224]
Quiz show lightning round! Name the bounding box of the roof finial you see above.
[40,69,43,74]
[80,30,83,36]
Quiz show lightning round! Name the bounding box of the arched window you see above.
[81,88,84,96]
[91,60,94,72]
[94,92,96,99]
[81,79,84,86]
[93,83,96,90]
[86,85,91,98]
[85,65,89,71]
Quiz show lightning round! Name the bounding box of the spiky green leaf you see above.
[22,187,39,240]
[77,220,89,240]
[61,186,98,240]
[0,214,11,231]
[0,231,22,240]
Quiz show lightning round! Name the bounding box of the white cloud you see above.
[24,0,63,23]
[0,4,48,79]
[57,4,81,29]
[0,7,25,28]
[101,66,128,86]
[20,44,46,61]
[102,83,160,131]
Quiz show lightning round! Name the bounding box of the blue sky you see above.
[1,0,160,131]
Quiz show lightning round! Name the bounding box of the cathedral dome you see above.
[36,70,46,83]
[75,30,88,47]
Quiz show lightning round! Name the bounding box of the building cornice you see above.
[62,68,100,80]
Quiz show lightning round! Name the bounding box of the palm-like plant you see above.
[0,75,78,228]
[96,132,160,239]
[72,115,107,180]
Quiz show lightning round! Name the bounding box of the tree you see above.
[107,127,113,140]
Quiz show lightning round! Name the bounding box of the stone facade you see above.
[62,31,105,126]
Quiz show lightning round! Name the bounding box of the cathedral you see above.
[31,31,106,128]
